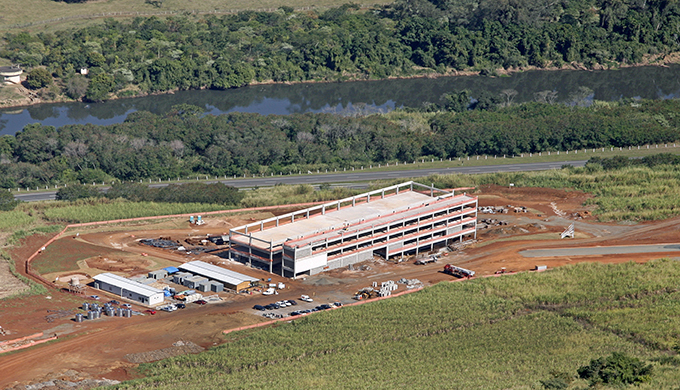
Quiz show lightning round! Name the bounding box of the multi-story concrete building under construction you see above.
[227,181,477,278]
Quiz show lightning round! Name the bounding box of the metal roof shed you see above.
[163,266,179,274]
[179,261,258,292]
[93,273,164,306]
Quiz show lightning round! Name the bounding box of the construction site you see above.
[227,182,478,277]
[3,182,680,388]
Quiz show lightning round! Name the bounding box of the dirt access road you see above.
[3,184,680,388]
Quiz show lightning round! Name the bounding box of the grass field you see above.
[30,238,122,274]
[0,0,392,32]
[41,198,235,223]
[113,260,680,389]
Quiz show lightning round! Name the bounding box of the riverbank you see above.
[1,53,678,112]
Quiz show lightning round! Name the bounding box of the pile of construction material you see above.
[140,238,179,249]
[372,280,398,297]
[479,205,528,214]
[398,278,424,289]
[477,218,509,229]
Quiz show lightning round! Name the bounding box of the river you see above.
[1,64,680,135]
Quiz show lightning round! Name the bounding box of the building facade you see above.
[93,273,165,306]
[228,181,477,278]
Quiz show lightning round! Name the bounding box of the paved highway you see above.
[15,160,587,202]
[521,243,680,257]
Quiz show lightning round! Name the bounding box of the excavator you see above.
[353,288,379,300]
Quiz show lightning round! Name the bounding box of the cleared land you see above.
[0,0,391,32]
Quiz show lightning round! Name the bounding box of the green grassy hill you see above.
[115,260,680,389]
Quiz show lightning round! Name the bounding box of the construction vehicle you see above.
[443,264,475,278]
[415,255,439,265]
[353,288,379,300]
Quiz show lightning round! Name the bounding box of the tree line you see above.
[55,181,243,204]
[2,0,680,100]
[1,99,679,189]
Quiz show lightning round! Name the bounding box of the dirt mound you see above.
[85,256,153,273]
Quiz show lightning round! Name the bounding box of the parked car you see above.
[122,303,131,309]
[107,300,120,305]
[253,305,265,311]
[144,309,156,315]
[90,295,100,300]
[176,303,186,309]
[333,302,343,307]
[289,311,301,316]
[300,295,313,302]
[194,300,207,305]
[288,299,298,306]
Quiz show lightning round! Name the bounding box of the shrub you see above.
[0,190,19,211]
[577,352,652,386]
[55,183,101,201]
[25,68,52,89]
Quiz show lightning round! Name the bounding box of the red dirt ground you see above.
[2,187,680,388]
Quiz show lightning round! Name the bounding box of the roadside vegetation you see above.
[366,153,680,222]
[112,260,680,389]
[1,99,679,188]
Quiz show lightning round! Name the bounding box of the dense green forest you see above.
[0,99,679,188]
[2,0,680,100]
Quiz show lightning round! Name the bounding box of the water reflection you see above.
[1,64,680,135]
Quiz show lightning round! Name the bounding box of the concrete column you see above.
[381,190,385,199]
[306,210,310,219]
[248,235,253,267]
[322,205,326,215]
[228,232,233,260]
[260,222,264,231]
[269,242,274,273]
[276,217,279,227]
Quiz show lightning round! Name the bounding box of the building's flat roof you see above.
[247,191,431,245]
[94,272,164,297]
[245,191,475,247]
[291,194,477,248]
[178,261,258,287]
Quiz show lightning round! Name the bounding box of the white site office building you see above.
[93,272,165,306]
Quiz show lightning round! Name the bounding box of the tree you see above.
[441,90,471,112]
[84,73,114,102]
[55,183,101,201]
[25,68,52,90]
[0,190,19,211]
